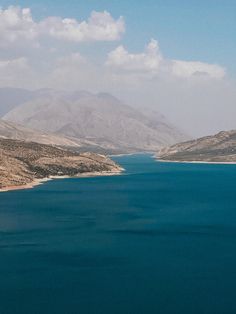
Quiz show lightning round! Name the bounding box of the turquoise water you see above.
[1,154,236,314]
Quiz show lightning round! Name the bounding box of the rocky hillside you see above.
[158,130,236,162]
[0,138,122,190]
[0,118,114,152]
[3,89,187,152]
[0,87,35,116]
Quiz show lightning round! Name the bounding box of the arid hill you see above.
[0,138,122,190]
[158,130,236,163]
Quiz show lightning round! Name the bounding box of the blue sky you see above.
[2,0,236,76]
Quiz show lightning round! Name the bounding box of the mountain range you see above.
[2,88,187,153]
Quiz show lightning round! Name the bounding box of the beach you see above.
[157,159,236,165]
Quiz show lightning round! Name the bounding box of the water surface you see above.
[1,154,236,314]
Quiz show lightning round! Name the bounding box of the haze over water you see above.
[1,154,236,314]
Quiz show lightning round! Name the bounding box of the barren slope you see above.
[158,130,236,162]
[0,138,122,190]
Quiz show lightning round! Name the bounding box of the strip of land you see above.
[157,159,236,165]
[0,138,123,192]
[157,130,236,164]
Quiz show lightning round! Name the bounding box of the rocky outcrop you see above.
[158,130,236,162]
[0,138,122,190]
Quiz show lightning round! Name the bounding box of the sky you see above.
[0,0,236,136]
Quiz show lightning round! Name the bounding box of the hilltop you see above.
[158,130,236,163]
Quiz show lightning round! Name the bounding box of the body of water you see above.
[1,154,236,314]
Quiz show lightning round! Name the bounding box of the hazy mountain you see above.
[0,88,35,116]
[0,87,69,117]
[158,130,236,162]
[3,89,187,152]
[0,118,126,154]
[0,118,82,146]
[0,138,122,190]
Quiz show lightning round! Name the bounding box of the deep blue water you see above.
[1,154,236,314]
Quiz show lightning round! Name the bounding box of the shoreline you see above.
[157,159,236,165]
[109,151,153,157]
[0,169,123,193]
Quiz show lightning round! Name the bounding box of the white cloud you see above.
[40,11,125,42]
[0,6,125,46]
[0,6,37,46]
[56,52,87,66]
[0,57,29,70]
[171,60,226,79]
[0,6,225,81]
[106,39,162,72]
[106,39,226,80]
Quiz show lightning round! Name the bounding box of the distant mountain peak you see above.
[2,87,188,153]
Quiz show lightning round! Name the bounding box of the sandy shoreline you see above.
[109,151,152,157]
[0,170,123,193]
[3,156,236,193]
[157,159,236,165]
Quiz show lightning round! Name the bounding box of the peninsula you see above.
[158,130,236,163]
[0,138,123,191]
